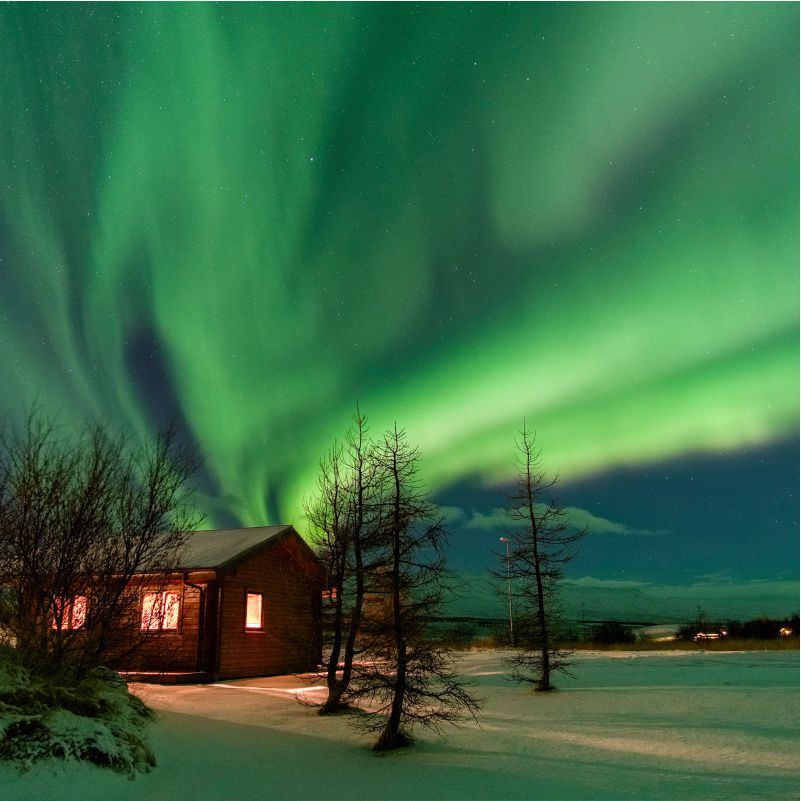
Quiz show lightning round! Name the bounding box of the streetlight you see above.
[499,537,514,647]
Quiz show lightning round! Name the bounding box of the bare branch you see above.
[0,410,201,679]
[489,422,585,691]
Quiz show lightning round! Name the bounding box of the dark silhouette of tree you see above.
[305,409,383,714]
[351,425,481,752]
[677,607,713,641]
[589,621,636,644]
[725,615,799,639]
[0,411,201,679]
[493,423,584,691]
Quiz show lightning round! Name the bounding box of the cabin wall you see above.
[217,540,321,678]
[121,581,202,673]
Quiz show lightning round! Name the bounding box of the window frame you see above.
[244,591,264,632]
[140,588,182,633]
[51,594,88,632]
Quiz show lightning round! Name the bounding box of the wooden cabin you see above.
[121,525,322,680]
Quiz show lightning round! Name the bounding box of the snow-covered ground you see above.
[1,649,797,801]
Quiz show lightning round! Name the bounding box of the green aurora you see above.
[0,4,797,534]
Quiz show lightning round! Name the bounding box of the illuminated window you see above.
[141,590,181,632]
[245,592,263,630]
[52,595,88,631]
[71,595,87,629]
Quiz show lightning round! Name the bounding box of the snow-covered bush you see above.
[0,646,155,775]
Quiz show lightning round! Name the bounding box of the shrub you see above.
[0,645,154,775]
[589,621,636,644]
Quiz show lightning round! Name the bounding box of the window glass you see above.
[141,590,181,631]
[162,591,181,630]
[245,592,263,629]
[141,592,162,631]
[52,595,88,630]
[70,596,87,629]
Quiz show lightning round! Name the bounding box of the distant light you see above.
[693,632,721,641]
[499,537,510,542]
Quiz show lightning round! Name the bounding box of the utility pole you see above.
[499,537,514,647]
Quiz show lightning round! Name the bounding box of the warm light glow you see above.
[141,590,181,631]
[141,592,161,631]
[162,591,181,630]
[245,592,263,630]
[71,596,87,629]
[693,632,721,641]
[52,595,88,631]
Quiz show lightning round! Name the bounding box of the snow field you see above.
[0,649,797,801]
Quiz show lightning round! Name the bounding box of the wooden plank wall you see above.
[126,582,201,672]
[217,540,321,678]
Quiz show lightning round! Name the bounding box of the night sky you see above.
[1,4,797,619]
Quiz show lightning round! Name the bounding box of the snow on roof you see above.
[177,525,293,570]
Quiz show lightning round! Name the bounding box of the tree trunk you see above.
[374,445,409,751]
[525,439,553,692]
[318,570,345,713]
[534,558,552,692]
[373,608,408,750]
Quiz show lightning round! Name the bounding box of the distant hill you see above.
[444,573,799,624]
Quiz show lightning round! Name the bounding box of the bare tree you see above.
[351,426,481,752]
[0,411,201,679]
[494,423,584,691]
[305,409,382,714]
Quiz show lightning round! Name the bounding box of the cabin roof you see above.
[177,525,296,571]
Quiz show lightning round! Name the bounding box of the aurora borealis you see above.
[0,4,797,615]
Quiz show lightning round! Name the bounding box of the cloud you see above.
[455,505,664,536]
[439,506,468,526]
[444,571,799,620]
[463,508,509,531]
[559,575,800,622]
[648,577,800,601]
[562,507,665,537]
[563,575,649,590]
